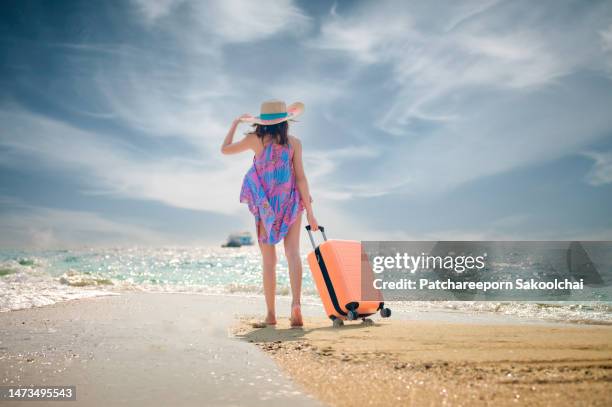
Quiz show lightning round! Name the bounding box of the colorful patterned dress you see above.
[240,141,304,244]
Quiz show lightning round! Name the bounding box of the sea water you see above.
[0,246,610,324]
[0,246,319,312]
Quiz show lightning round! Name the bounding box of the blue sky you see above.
[1,0,612,248]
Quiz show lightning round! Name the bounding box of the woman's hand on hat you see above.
[235,114,252,123]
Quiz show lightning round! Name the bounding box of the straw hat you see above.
[241,99,304,125]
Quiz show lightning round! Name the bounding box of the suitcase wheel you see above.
[330,316,344,328]
[347,310,359,321]
[380,307,392,318]
[361,318,374,326]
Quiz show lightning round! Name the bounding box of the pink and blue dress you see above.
[240,141,304,244]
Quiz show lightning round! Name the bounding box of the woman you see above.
[221,99,318,327]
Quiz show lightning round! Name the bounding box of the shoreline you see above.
[1,292,611,406]
[3,289,612,327]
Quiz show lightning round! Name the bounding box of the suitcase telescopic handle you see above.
[305,225,327,249]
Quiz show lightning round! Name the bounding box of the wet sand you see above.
[0,293,321,407]
[233,317,612,407]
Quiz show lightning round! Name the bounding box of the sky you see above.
[1,0,612,249]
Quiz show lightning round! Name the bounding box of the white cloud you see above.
[381,87,612,197]
[2,0,612,245]
[131,0,309,44]
[310,0,611,134]
[601,24,612,51]
[601,24,612,74]
[0,107,377,220]
[311,14,409,64]
[206,0,309,43]
[443,0,500,32]
[131,0,186,23]
[301,0,612,201]
[94,64,232,151]
[303,145,387,200]
[583,151,612,186]
[0,108,250,215]
[83,1,312,157]
[0,198,169,248]
[0,105,394,250]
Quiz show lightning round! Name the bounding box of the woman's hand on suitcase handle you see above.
[307,212,319,231]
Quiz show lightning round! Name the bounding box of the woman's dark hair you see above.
[252,121,289,145]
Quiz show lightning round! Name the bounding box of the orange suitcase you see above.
[305,225,391,327]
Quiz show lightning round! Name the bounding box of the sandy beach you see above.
[234,316,612,407]
[1,293,611,406]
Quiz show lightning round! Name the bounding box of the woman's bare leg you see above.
[258,221,277,325]
[283,214,303,326]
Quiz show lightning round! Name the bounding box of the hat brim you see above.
[240,102,304,125]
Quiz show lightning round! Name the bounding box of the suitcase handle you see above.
[305,225,327,249]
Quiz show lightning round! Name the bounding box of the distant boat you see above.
[222,231,254,248]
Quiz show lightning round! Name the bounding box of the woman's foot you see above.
[250,313,276,328]
[290,304,303,327]
[265,314,277,325]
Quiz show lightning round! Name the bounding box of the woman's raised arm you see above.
[221,115,255,155]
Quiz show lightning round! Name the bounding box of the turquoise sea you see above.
[1,246,611,324]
